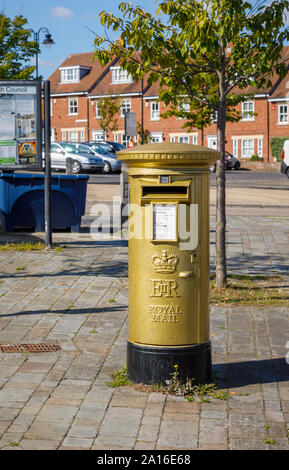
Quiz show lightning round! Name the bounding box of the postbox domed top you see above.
[117,142,220,168]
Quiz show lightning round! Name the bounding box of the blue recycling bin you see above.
[0,173,89,232]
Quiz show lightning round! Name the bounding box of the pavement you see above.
[0,177,289,451]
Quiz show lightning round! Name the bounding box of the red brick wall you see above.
[50,92,289,163]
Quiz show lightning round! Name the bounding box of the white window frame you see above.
[95,101,101,119]
[178,135,190,143]
[257,138,263,158]
[233,139,238,158]
[68,98,78,116]
[69,130,78,142]
[111,66,132,84]
[61,131,66,141]
[60,68,79,83]
[192,135,197,145]
[80,130,85,142]
[120,99,131,117]
[113,133,119,143]
[92,130,105,142]
[211,111,218,123]
[121,133,130,147]
[241,101,255,121]
[150,132,163,143]
[150,101,160,120]
[278,104,288,124]
[241,139,254,158]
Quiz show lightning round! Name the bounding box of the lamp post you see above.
[31,27,55,79]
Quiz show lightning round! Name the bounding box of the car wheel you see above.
[72,160,82,174]
[286,167,289,179]
[235,161,240,170]
[102,161,111,174]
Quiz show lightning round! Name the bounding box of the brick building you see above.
[48,49,289,162]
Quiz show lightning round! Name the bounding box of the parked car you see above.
[85,142,122,173]
[211,157,233,172]
[225,151,241,170]
[102,141,126,153]
[47,142,104,174]
[281,140,289,178]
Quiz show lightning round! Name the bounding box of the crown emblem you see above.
[152,250,178,273]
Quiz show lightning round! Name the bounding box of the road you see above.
[87,168,288,188]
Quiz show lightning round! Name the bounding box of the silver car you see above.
[49,142,104,174]
[85,142,122,173]
[225,151,241,170]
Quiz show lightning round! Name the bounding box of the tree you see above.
[0,13,39,79]
[94,0,289,287]
[96,95,121,140]
[136,121,151,144]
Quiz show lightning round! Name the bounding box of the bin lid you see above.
[117,142,220,169]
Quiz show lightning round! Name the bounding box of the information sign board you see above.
[0,80,42,170]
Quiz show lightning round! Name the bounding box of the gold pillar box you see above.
[117,143,219,384]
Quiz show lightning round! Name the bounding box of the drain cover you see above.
[0,343,61,353]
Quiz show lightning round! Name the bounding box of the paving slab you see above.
[0,211,288,451]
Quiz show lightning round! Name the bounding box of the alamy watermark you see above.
[89,197,199,250]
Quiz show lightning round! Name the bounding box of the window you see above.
[192,135,197,145]
[177,101,189,118]
[111,67,132,84]
[121,99,131,117]
[61,68,79,83]
[69,130,78,142]
[61,131,66,141]
[92,131,105,142]
[241,139,254,158]
[68,98,78,115]
[150,132,163,143]
[95,102,101,119]
[178,136,189,143]
[241,101,254,120]
[233,139,238,157]
[150,102,160,120]
[211,111,218,123]
[257,138,263,158]
[278,105,288,124]
[121,134,130,147]
[114,133,119,142]
[80,130,85,142]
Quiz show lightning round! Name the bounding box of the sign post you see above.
[44,80,52,248]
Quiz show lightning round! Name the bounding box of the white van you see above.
[281,140,289,178]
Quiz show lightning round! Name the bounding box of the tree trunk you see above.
[215,96,227,288]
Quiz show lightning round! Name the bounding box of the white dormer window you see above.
[61,67,79,83]
[60,66,91,84]
[111,66,132,84]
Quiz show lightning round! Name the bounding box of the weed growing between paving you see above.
[210,273,289,306]
[107,365,230,402]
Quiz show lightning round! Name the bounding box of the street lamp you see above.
[30,27,55,79]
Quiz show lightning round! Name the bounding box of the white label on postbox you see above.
[153,204,176,241]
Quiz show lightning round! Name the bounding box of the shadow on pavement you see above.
[0,305,128,318]
[213,357,289,388]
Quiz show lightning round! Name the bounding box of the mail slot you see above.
[117,143,219,384]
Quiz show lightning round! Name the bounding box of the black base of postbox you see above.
[127,340,212,385]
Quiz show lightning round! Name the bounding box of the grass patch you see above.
[0,242,46,251]
[210,274,289,306]
[0,242,68,251]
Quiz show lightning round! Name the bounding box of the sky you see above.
[2,0,159,79]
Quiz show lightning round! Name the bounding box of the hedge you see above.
[270,136,289,161]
